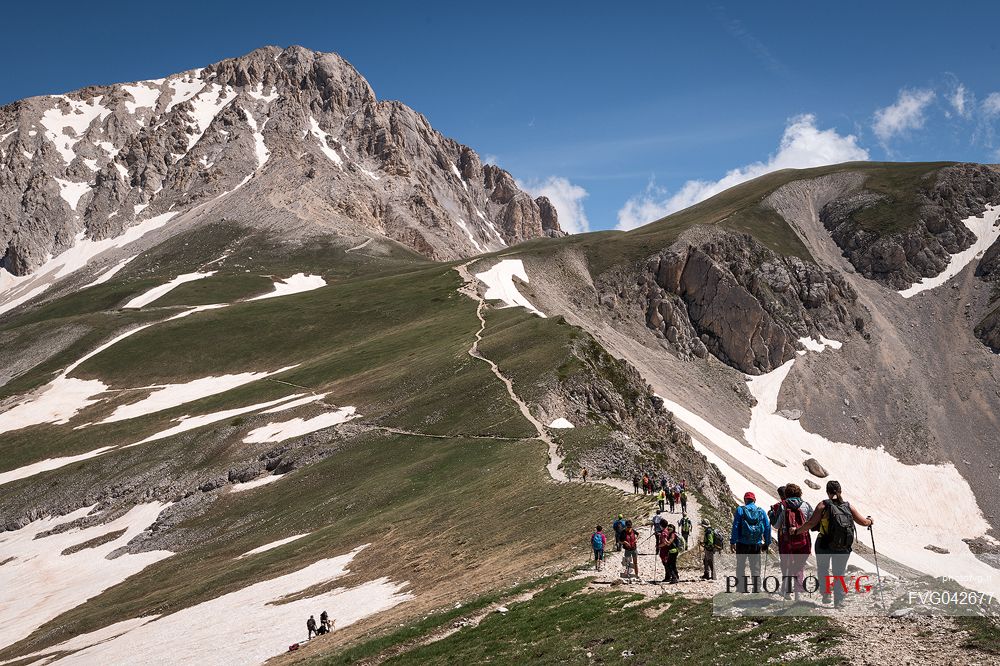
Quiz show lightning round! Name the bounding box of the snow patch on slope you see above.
[122,271,216,309]
[474,259,546,317]
[249,273,326,300]
[84,255,138,288]
[230,474,285,493]
[308,116,343,166]
[548,418,575,429]
[242,406,359,444]
[121,82,162,114]
[900,206,1000,298]
[102,368,298,425]
[23,546,410,666]
[237,533,311,558]
[0,447,116,487]
[0,503,173,651]
[797,336,843,354]
[40,96,112,164]
[243,108,270,168]
[456,218,484,253]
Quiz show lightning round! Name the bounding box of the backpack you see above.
[680,518,691,535]
[779,500,810,553]
[591,532,604,550]
[673,533,685,552]
[613,519,625,535]
[710,528,725,552]
[825,501,855,551]
[739,505,765,544]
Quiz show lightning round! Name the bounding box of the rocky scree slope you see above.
[0,45,560,278]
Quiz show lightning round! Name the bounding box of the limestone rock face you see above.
[819,163,1000,290]
[0,46,561,276]
[641,233,864,374]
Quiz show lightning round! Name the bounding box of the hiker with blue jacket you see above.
[730,491,771,593]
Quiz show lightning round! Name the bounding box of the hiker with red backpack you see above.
[775,483,813,601]
[792,480,873,608]
[621,520,639,578]
[591,525,607,571]
[730,491,771,593]
[658,523,680,583]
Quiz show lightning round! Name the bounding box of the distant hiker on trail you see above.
[581,467,588,483]
[657,488,666,513]
[730,491,771,593]
[651,511,665,544]
[672,487,681,511]
[679,488,688,514]
[680,479,687,491]
[680,514,692,550]
[307,615,317,640]
[659,523,680,583]
[566,468,575,482]
[622,520,639,578]
[667,487,676,513]
[613,514,627,552]
[793,480,872,608]
[767,485,787,526]
[633,474,641,494]
[591,525,606,571]
[776,483,813,601]
[659,474,668,491]
[642,473,651,495]
[701,518,721,580]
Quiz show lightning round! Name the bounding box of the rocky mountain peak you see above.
[0,46,561,278]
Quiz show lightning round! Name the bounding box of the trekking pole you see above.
[867,518,888,611]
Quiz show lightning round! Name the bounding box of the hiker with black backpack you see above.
[767,486,787,526]
[591,525,607,571]
[680,513,692,550]
[701,518,722,579]
[612,514,627,551]
[792,480,872,608]
[730,491,771,593]
[775,483,813,601]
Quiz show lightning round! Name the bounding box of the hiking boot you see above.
[821,594,832,605]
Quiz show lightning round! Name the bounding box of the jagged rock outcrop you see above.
[819,163,1000,290]
[640,232,864,374]
[0,45,561,277]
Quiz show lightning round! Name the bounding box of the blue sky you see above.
[4,1,1000,232]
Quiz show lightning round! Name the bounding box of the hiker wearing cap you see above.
[701,518,720,579]
[730,491,771,593]
[612,514,627,551]
[793,480,872,608]
[659,523,680,583]
[776,483,813,601]
[622,520,639,578]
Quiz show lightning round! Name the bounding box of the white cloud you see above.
[482,154,499,166]
[983,93,1000,117]
[872,88,936,142]
[950,84,970,118]
[615,114,869,230]
[518,176,589,234]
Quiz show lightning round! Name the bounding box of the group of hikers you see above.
[731,479,874,607]
[632,473,689,514]
[306,611,334,640]
[590,477,874,607]
[592,507,716,584]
